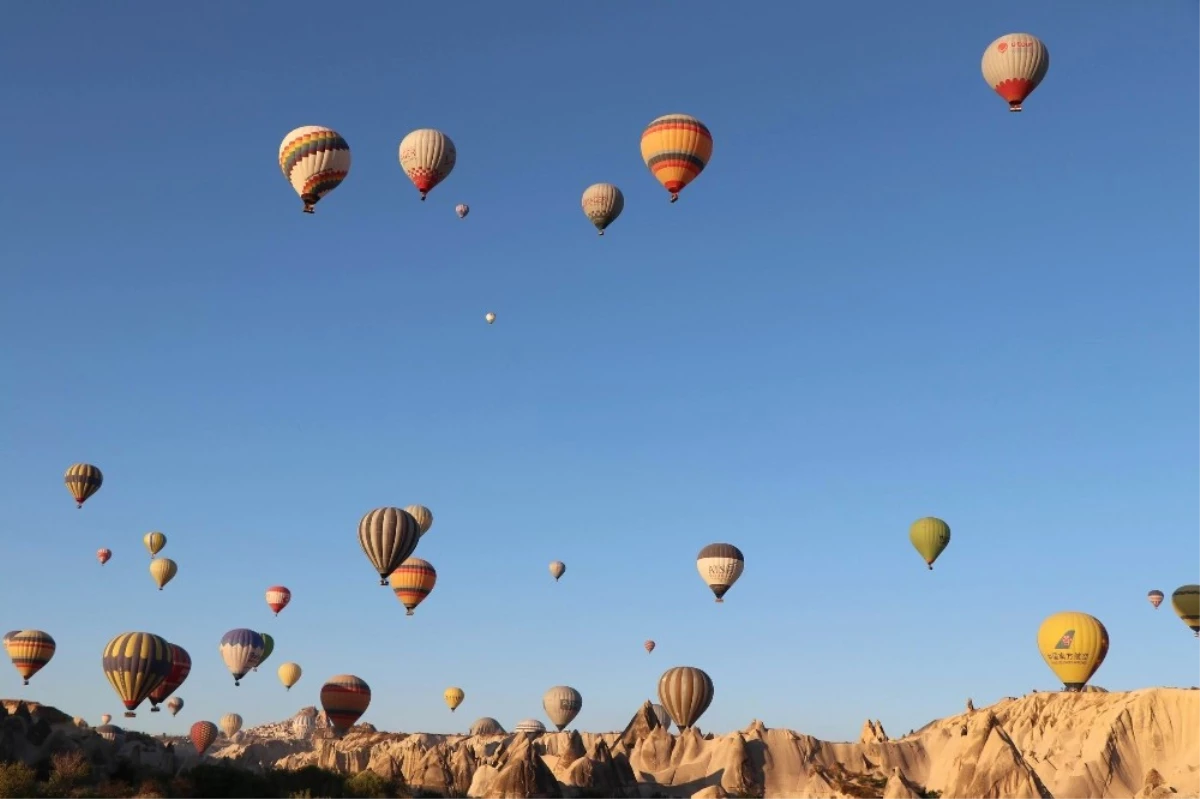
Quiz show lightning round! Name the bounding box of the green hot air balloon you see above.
[909,517,951,570]
[254,633,275,671]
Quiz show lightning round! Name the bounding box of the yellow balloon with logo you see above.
[1036,611,1109,690]
[444,687,464,712]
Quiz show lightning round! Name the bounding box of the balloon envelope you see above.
[909,517,950,569]
[278,662,302,690]
[101,632,173,717]
[1171,585,1200,636]
[658,666,714,730]
[1036,611,1109,690]
[549,561,566,581]
[696,544,744,602]
[265,586,292,615]
[190,720,218,755]
[640,114,713,202]
[358,507,421,585]
[219,629,265,685]
[390,558,437,615]
[278,125,351,213]
[980,33,1050,112]
[5,630,56,685]
[320,674,371,735]
[542,685,582,731]
[64,463,103,508]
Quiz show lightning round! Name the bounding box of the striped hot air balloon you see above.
[64,463,103,508]
[190,720,218,755]
[981,34,1050,112]
[650,703,672,730]
[1172,585,1200,637]
[398,129,456,201]
[358,507,421,585]
[265,586,292,616]
[469,717,505,736]
[96,724,124,744]
[658,666,714,730]
[389,558,437,616]
[1148,590,1165,610]
[219,713,243,738]
[404,505,434,537]
[218,629,264,686]
[581,183,624,235]
[5,630,56,685]
[279,126,352,214]
[320,674,371,735]
[147,643,191,711]
[97,548,112,565]
[696,543,744,602]
[513,718,545,735]
[143,532,166,558]
[101,632,173,717]
[640,114,713,203]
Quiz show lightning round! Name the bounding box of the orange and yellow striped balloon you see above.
[640,114,713,203]
[4,630,56,685]
[389,558,437,616]
[320,674,371,735]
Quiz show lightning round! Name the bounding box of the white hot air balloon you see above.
[278,126,352,213]
[581,183,624,236]
[485,312,496,325]
[981,34,1050,112]
[100,713,112,726]
[542,685,582,731]
[220,713,243,739]
[456,204,470,219]
[398,129,457,201]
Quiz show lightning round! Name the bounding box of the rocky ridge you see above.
[0,688,1195,798]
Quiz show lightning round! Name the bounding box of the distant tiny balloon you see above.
[549,560,566,581]
[456,204,469,219]
[485,312,496,325]
[97,548,112,565]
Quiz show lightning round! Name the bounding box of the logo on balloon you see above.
[1054,629,1075,650]
[997,42,1008,53]
[707,563,738,581]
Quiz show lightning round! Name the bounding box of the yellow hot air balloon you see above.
[405,505,434,537]
[640,114,713,203]
[581,183,624,236]
[1171,585,1200,637]
[101,632,173,717]
[389,558,437,616]
[219,713,243,738]
[909,517,951,570]
[398,129,456,201]
[143,532,166,558]
[444,687,464,712]
[4,630,56,685]
[149,558,178,590]
[1036,612,1109,691]
[64,463,103,508]
[279,126,352,214]
[981,34,1050,113]
[277,662,302,691]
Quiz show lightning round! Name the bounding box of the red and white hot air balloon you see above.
[981,33,1050,113]
[97,549,112,565]
[644,640,656,654]
[456,204,469,219]
[398,129,456,201]
[265,586,292,616]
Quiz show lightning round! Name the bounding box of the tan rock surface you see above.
[0,687,1195,798]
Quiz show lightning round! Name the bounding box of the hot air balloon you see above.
[99,713,112,726]
[456,204,469,219]
[549,561,566,582]
[219,629,265,686]
[64,463,103,508]
[143,532,166,558]
[190,720,218,755]
[320,675,371,735]
[279,126,352,214]
[1148,590,1165,609]
[658,666,714,730]
[981,34,1050,113]
[167,697,183,716]
[485,312,496,325]
[514,718,546,735]
[1036,612,1109,690]
[149,558,178,590]
[405,505,434,537]
[444,687,464,712]
[278,662,302,691]
[581,183,624,235]
[469,717,505,736]
[909,517,951,570]
[97,548,112,565]
[1171,585,1200,637]
[640,114,712,203]
[358,507,421,586]
[219,713,243,738]
[101,631,173,717]
[650,703,671,731]
[96,724,124,745]
[644,640,656,654]
[398,129,456,201]
[543,685,582,731]
[148,643,191,712]
[265,586,292,616]
[254,633,274,671]
[389,558,437,616]
[696,544,743,602]
[5,630,56,685]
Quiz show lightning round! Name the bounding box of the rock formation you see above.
[0,688,1196,798]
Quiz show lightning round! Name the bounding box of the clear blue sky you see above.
[0,2,1196,743]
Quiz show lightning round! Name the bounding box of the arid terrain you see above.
[0,688,1196,798]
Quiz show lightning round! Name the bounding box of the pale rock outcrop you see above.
[883,766,923,798]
